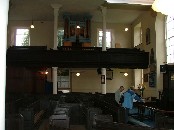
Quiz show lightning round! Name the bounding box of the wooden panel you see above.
[82,42,91,47]
[7,47,149,69]
[6,67,46,94]
[63,41,72,46]
[115,43,121,48]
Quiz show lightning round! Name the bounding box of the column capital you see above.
[100,6,107,15]
[52,67,58,70]
[51,4,62,10]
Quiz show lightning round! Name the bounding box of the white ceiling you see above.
[8,0,153,24]
[106,0,154,5]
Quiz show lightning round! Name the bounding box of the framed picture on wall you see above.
[149,72,156,87]
[101,75,105,84]
[144,73,148,82]
[146,28,150,45]
[106,69,113,80]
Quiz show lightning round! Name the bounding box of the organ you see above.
[63,14,92,47]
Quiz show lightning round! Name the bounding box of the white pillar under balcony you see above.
[101,6,107,94]
[101,68,106,94]
[51,4,61,94]
[0,0,9,129]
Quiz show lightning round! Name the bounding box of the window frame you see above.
[15,27,30,46]
[165,16,174,64]
[97,28,112,48]
[57,69,71,92]
[57,28,64,47]
[134,22,142,47]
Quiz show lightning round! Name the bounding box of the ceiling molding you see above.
[106,0,154,5]
[104,3,151,11]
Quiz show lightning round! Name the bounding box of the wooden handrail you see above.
[138,104,174,115]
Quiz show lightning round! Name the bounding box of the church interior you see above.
[4,0,174,130]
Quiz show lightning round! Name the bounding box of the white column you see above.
[51,4,61,94]
[51,4,62,50]
[101,68,106,94]
[0,0,9,129]
[101,6,107,94]
[101,6,107,51]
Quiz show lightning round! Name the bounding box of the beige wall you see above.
[91,22,132,48]
[30,21,54,48]
[8,21,131,49]
[155,13,166,91]
[132,11,165,98]
[71,68,133,93]
[7,20,133,94]
[7,21,54,48]
[8,12,164,95]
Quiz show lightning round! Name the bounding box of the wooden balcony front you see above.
[6,46,149,69]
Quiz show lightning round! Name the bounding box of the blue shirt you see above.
[122,89,141,109]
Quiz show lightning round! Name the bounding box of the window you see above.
[15,28,30,46]
[166,16,174,63]
[134,69,143,89]
[57,69,70,92]
[57,29,64,47]
[97,29,111,48]
[134,22,142,47]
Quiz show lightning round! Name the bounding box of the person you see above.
[121,87,143,123]
[122,87,143,109]
[115,86,125,105]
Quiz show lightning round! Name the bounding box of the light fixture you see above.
[30,19,34,28]
[76,72,80,76]
[76,25,80,28]
[152,0,174,16]
[39,68,48,75]
[45,71,48,75]
[120,71,128,76]
[30,22,34,28]
[125,28,128,31]
[124,72,128,76]
[40,70,48,75]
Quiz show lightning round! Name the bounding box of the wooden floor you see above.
[37,119,86,130]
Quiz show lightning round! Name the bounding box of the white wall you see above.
[132,11,165,98]
[1,0,9,129]
[155,13,165,91]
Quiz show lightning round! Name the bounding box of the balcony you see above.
[6,46,149,69]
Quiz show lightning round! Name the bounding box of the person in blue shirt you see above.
[122,88,142,109]
[122,87,143,123]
